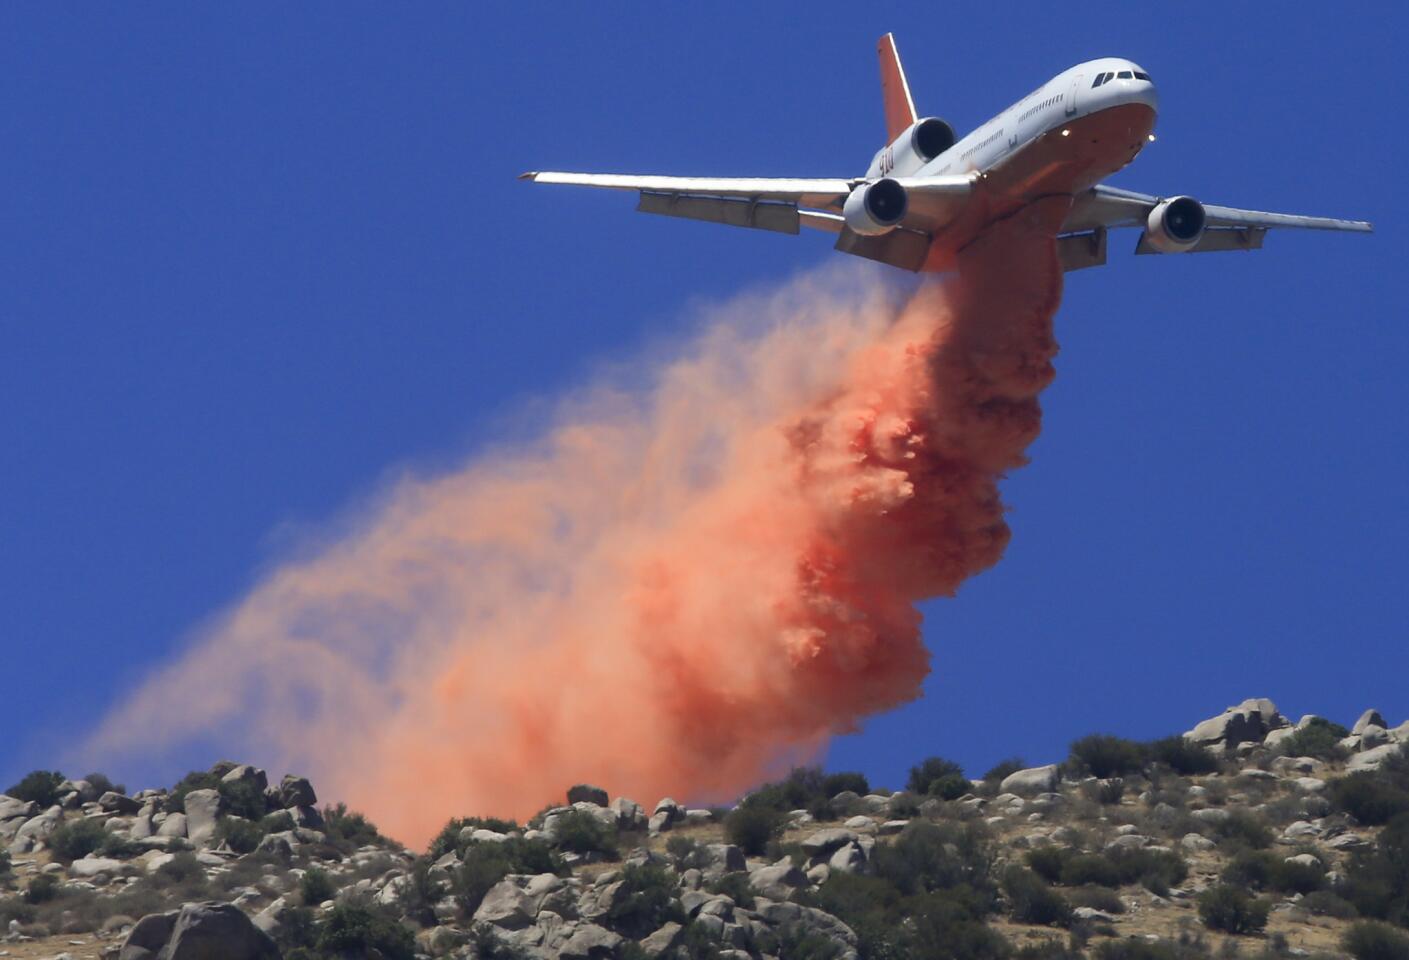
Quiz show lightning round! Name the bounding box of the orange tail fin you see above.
[878,33,918,142]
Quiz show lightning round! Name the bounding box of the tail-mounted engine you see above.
[843,178,908,236]
[1144,196,1207,253]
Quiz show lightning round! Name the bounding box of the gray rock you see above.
[254,832,294,861]
[0,795,39,821]
[1285,853,1322,869]
[416,925,466,957]
[1353,709,1387,736]
[801,828,859,857]
[640,921,684,957]
[828,842,866,874]
[69,856,128,879]
[1348,743,1403,773]
[999,765,1060,796]
[558,922,622,959]
[1073,907,1117,923]
[843,815,875,831]
[251,898,289,938]
[119,911,177,960]
[878,820,909,836]
[220,765,269,795]
[1391,720,1409,744]
[749,861,808,901]
[156,812,188,838]
[288,805,324,830]
[609,797,647,831]
[567,784,610,807]
[1186,698,1288,750]
[703,844,746,876]
[1361,725,1391,750]
[1181,833,1216,852]
[474,879,534,928]
[647,811,673,834]
[182,790,224,846]
[99,792,142,815]
[1293,777,1328,793]
[1191,808,1231,825]
[277,775,317,809]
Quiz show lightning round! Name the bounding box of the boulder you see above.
[122,902,278,960]
[567,784,609,807]
[1361,725,1391,750]
[474,879,534,928]
[828,841,866,874]
[1353,709,1387,736]
[1186,698,1288,750]
[801,828,859,858]
[183,789,224,846]
[749,861,808,901]
[1348,743,1403,773]
[99,792,142,815]
[156,813,189,838]
[288,805,324,830]
[609,797,647,831]
[1393,720,1409,744]
[0,795,39,821]
[640,922,684,957]
[558,923,622,959]
[69,856,129,879]
[999,765,1060,796]
[219,765,269,795]
[277,775,317,808]
[701,844,746,877]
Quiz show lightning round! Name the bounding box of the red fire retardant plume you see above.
[87,198,1070,848]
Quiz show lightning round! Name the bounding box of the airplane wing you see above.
[1059,184,1372,270]
[520,171,859,235]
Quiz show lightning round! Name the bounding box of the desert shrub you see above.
[1340,812,1409,927]
[1061,853,1121,889]
[908,757,967,797]
[1092,941,1186,960]
[427,815,519,859]
[888,792,922,819]
[98,832,142,859]
[1222,850,1324,895]
[82,772,127,797]
[1004,866,1073,926]
[1198,884,1269,934]
[1067,886,1126,915]
[823,772,870,797]
[1343,920,1409,960]
[744,766,831,812]
[1277,718,1351,761]
[0,849,10,877]
[1332,773,1409,827]
[322,802,383,849]
[48,818,109,862]
[6,770,65,808]
[1068,735,1147,779]
[1213,810,1274,850]
[214,817,263,854]
[871,822,996,900]
[1146,737,1220,776]
[300,866,336,905]
[807,874,1004,960]
[24,874,59,904]
[725,805,785,856]
[707,872,755,910]
[666,836,708,869]
[315,902,415,960]
[218,779,269,820]
[153,850,204,884]
[771,924,844,960]
[905,891,1010,960]
[1107,847,1188,894]
[1026,847,1069,884]
[167,770,221,813]
[260,811,295,834]
[1015,940,1085,960]
[453,838,563,917]
[606,864,684,937]
[1082,779,1127,805]
[553,810,617,857]
[983,757,1027,784]
[1302,890,1359,919]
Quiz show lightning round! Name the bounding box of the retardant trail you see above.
[86,198,1070,849]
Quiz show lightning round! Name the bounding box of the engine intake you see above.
[911,117,957,162]
[1145,196,1207,253]
[843,178,908,236]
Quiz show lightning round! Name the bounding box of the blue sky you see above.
[3,4,1405,799]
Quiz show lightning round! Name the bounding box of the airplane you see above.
[520,34,1371,273]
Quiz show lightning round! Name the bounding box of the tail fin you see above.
[878,33,918,142]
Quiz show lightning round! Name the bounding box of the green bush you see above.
[725,805,785,856]
[1343,920,1409,960]
[1301,890,1359,919]
[82,772,127,797]
[153,850,205,885]
[321,802,383,849]
[98,832,142,859]
[1025,847,1068,884]
[218,779,269,821]
[1197,883,1269,934]
[427,815,519,859]
[1067,885,1125,914]
[47,818,108,862]
[315,903,415,960]
[214,817,264,854]
[606,865,684,937]
[665,835,710,870]
[0,849,10,877]
[1213,809,1275,849]
[1092,941,1184,960]
[1222,850,1324,894]
[1340,812,1409,927]
[1067,735,1147,779]
[1059,853,1121,889]
[807,875,1005,960]
[771,924,844,960]
[907,757,967,797]
[1332,773,1409,826]
[25,874,59,904]
[744,767,829,812]
[453,837,563,917]
[707,872,754,910]
[260,811,295,834]
[1003,866,1072,926]
[300,866,336,905]
[1277,717,1351,761]
[1145,737,1219,776]
[870,822,996,899]
[982,757,1026,784]
[822,772,870,798]
[1106,847,1187,894]
[552,809,617,857]
[5,770,65,808]
[167,770,221,813]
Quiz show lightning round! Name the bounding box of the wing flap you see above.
[522,171,854,209]
[637,192,800,235]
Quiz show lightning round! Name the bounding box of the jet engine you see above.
[843,178,908,236]
[1145,196,1207,253]
[869,118,958,178]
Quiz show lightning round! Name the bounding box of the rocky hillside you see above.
[3,699,1409,960]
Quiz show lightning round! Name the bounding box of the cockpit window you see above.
[1117,70,1134,79]
[1092,71,1116,88]
[1133,71,1151,81]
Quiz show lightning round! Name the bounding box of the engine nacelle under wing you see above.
[867,117,958,179]
[1144,196,1207,253]
[843,178,908,236]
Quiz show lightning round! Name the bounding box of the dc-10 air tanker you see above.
[521,34,1371,273]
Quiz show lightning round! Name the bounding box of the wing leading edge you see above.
[1059,184,1372,270]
